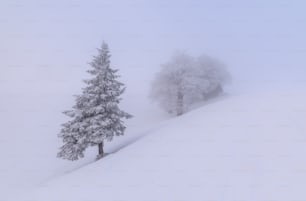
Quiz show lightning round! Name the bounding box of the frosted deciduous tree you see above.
[151,52,195,116]
[196,55,230,100]
[151,52,230,116]
[58,42,132,161]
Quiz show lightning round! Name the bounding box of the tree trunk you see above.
[98,141,104,158]
[176,88,184,116]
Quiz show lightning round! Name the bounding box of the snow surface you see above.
[3,86,306,201]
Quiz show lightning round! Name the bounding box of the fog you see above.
[1,1,306,199]
[1,0,306,91]
[1,0,306,128]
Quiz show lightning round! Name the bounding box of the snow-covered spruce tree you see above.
[57,42,132,161]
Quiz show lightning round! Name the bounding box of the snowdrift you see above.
[11,90,306,201]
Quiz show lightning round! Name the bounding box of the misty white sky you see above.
[1,0,306,92]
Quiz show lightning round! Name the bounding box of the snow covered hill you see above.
[12,88,306,201]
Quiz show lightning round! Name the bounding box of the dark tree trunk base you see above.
[96,153,110,160]
[97,141,104,159]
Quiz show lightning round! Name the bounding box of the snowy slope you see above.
[0,63,168,200]
[12,89,306,201]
